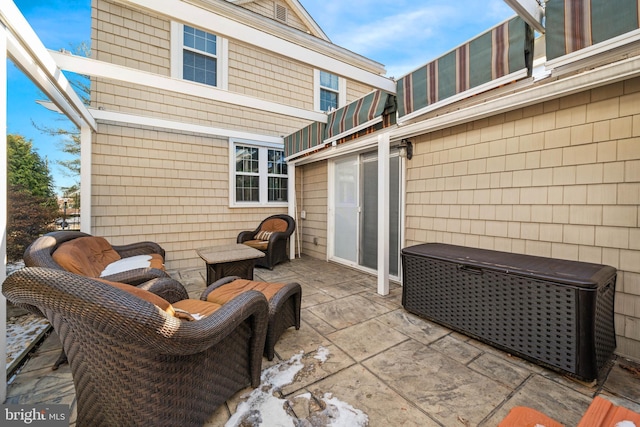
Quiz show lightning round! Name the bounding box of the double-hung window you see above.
[232,141,288,206]
[183,25,217,86]
[171,22,228,89]
[315,70,346,112]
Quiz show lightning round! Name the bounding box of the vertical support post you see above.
[287,162,296,260]
[0,21,8,403]
[377,133,390,295]
[80,125,91,233]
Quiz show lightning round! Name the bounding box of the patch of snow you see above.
[615,421,636,427]
[260,351,305,391]
[225,348,368,427]
[318,393,368,427]
[314,346,330,363]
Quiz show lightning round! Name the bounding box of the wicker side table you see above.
[196,244,265,285]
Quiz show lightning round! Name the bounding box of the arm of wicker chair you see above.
[111,241,166,259]
[165,291,268,352]
[237,229,258,243]
[101,267,169,286]
[136,276,189,303]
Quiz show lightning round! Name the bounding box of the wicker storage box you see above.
[401,243,617,381]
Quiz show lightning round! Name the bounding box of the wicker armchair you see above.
[237,214,295,269]
[3,267,269,427]
[23,231,169,285]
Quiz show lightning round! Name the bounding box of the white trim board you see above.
[90,108,284,144]
[51,50,327,123]
[115,0,395,93]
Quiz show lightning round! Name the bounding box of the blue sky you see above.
[9,0,91,192]
[8,0,516,193]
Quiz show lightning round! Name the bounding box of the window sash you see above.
[183,51,217,86]
[183,25,217,55]
[320,88,339,111]
[320,71,339,90]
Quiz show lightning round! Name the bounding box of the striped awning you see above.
[397,16,533,120]
[284,121,326,159]
[285,91,396,160]
[325,90,396,140]
[546,0,640,61]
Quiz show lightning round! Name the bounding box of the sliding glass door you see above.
[334,156,359,263]
[332,151,401,276]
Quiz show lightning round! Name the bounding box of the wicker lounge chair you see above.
[237,214,295,269]
[23,231,169,286]
[203,275,302,360]
[2,267,269,427]
[23,231,188,370]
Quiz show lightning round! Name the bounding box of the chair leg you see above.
[52,349,68,370]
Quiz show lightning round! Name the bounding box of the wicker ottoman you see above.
[202,276,301,360]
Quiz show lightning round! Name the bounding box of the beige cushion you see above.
[53,237,121,277]
[96,278,216,321]
[243,240,269,251]
[205,279,286,304]
[173,299,222,320]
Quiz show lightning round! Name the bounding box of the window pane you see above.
[184,26,195,47]
[268,177,288,202]
[183,51,217,86]
[320,89,338,111]
[236,175,259,202]
[268,149,287,175]
[236,146,259,173]
[320,71,339,90]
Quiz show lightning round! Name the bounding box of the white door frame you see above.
[326,132,398,295]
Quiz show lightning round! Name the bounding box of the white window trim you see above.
[229,138,288,208]
[171,21,228,90]
[314,69,346,112]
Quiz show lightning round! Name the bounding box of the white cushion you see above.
[100,255,152,277]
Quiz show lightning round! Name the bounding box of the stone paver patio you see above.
[5,255,640,426]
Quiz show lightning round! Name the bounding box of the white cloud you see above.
[303,0,517,78]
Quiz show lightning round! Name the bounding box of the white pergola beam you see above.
[1,20,8,404]
[377,133,390,296]
[503,0,545,33]
[0,1,95,130]
[52,51,328,124]
[80,125,92,233]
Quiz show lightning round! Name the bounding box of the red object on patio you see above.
[498,406,564,427]
[577,396,640,427]
[498,396,640,427]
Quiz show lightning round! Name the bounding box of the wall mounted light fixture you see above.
[398,139,413,160]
